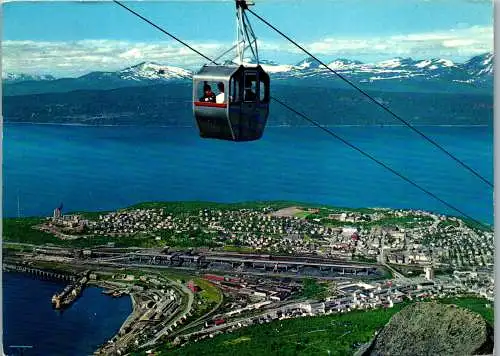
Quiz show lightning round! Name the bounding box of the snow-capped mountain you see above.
[295,56,323,70]
[233,58,295,74]
[273,53,493,87]
[80,61,193,82]
[294,57,456,73]
[2,62,194,96]
[462,53,493,77]
[414,58,455,69]
[326,58,364,70]
[3,54,492,97]
[117,61,192,81]
[2,73,56,83]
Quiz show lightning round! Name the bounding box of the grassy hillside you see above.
[152,298,492,356]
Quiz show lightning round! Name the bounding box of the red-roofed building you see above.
[204,274,225,282]
[187,280,200,293]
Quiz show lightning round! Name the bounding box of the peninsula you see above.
[3,201,494,355]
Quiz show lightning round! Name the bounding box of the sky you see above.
[2,0,494,77]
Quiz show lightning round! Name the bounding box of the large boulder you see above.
[365,302,493,356]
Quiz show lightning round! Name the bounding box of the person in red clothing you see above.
[199,82,216,103]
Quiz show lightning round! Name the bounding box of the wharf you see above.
[51,270,91,309]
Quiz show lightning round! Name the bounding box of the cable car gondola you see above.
[193,0,270,141]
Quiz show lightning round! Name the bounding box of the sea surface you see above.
[1,123,494,355]
[3,124,493,223]
[2,272,132,356]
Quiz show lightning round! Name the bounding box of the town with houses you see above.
[3,202,494,355]
[44,203,494,271]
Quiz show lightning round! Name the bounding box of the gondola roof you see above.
[194,64,266,82]
[194,65,241,81]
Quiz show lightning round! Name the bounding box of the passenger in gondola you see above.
[200,82,216,102]
[244,81,257,101]
[216,82,225,104]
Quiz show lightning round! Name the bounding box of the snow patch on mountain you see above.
[375,58,407,69]
[463,53,493,76]
[326,59,363,70]
[295,57,322,70]
[259,63,295,73]
[118,62,192,81]
[3,73,56,82]
[4,53,492,91]
[415,58,455,70]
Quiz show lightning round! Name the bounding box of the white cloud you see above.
[302,26,493,58]
[2,39,228,76]
[119,48,143,59]
[2,25,493,76]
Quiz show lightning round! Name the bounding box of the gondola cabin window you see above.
[243,72,258,102]
[197,81,227,105]
[259,76,269,103]
[230,77,241,103]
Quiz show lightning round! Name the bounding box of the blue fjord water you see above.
[3,124,493,223]
[3,272,132,356]
[1,123,493,355]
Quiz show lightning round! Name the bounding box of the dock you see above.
[51,270,91,309]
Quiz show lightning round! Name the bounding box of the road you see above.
[383,262,410,282]
[141,276,195,348]
[170,290,224,337]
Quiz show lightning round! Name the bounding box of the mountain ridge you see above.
[2,53,493,97]
[4,52,493,81]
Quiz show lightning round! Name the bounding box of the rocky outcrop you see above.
[364,302,493,356]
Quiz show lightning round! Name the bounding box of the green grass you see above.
[161,304,407,356]
[156,268,197,283]
[157,297,492,356]
[364,215,434,229]
[114,201,395,217]
[2,243,35,253]
[2,217,198,249]
[294,278,329,300]
[126,201,310,213]
[439,297,493,324]
[223,336,251,346]
[195,278,223,304]
[294,211,311,219]
[26,260,86,274]
[222,245,257,253]
[386,263,423,277]
[309,215,433,230]
[3,218,61,245]
[353,255,377,264]
[437,220,460,229]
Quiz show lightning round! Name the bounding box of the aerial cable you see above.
[270,96,483,225]
[247,8,493,189]
[242,11,259,62]
[112,0,486,226]
[112,0,217,65]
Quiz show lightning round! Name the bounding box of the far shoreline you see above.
[3,121,493,128]
[3,199,494,228]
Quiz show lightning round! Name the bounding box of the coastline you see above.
[89,280,139,355]
[2,200,494,354]
[3,121,493,128]
[3,266,136,355]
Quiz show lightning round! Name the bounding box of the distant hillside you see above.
[2,62,191,97]
[2,82,493,126]
[2,53,493,96]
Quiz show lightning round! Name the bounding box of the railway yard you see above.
[2,202,494,355]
